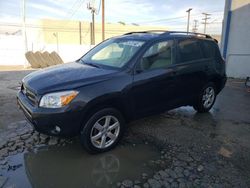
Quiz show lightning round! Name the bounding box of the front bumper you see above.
[17,91,83,137]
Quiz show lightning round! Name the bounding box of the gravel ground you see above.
[118,111,249,188]
[0,69,250,188]
[0,121,72,161]
[118,79,250,188]
[0,119,248,188]
[1,113,248,187]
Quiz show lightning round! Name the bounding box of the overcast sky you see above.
[0,0,225,34]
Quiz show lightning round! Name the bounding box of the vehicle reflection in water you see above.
[23,143,158,188]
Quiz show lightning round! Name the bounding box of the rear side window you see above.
[201,40,217,59]
[177,39,202,63]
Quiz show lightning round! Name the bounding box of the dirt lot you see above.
[0,70,250,188]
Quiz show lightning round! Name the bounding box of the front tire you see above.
[193,83,216,113]
[80,108,125,154]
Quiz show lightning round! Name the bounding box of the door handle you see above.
[170,71,177,76]
[204,66,209,72]
[166,68,177,76]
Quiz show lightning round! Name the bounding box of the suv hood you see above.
[22,62,118,95]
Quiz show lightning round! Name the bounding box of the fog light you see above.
[55,126,61,133]
[51,126,61,135]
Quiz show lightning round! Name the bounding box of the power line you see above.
[135,10,223,25]
[0,22,173,33]
[65,0,86,20]
[95,0,102,15]
[65,0,82,17]
[137,16,187,24]
[0,21,223,33]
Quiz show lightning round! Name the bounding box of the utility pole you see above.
[186,8,192,32]
[202,13,211,34]
[22,0,28,67]
[102,0,105,41]
[192,20,198,32]
[92,9,95,45]
[87,2,96,45]
[53,33,59,53]
[79,21,82,45]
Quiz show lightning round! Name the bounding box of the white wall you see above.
[0,34,93,66]
[41,44,93,63]
[223,0,250,78]
[0,35,25,66]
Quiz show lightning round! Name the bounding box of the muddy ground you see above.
[0,70,250,188]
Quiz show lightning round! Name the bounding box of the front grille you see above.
[22,84,36,105]
[17,98,32,122]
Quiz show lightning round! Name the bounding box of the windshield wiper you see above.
[84,62,100,68]
[79,59,100,68]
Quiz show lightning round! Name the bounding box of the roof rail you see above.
[123,30,215,41]
[123,30,168,35]
[163,31,212,39]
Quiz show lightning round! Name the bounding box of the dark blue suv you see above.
[17,31,227,153]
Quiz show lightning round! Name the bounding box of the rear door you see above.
[130,39,178,117]
[200,40,226,76]
[173,38,209,105]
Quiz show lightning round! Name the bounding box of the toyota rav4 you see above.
[17,31,227,153]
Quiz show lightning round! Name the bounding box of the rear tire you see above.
[193,83,216,113]
[80,108,125,154]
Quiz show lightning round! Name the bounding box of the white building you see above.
[221,0,250,78]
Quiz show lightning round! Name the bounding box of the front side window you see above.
[138,40,174,71]
[177,39,202,63]
[80,39,145,68]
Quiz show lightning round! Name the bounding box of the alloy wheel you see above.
[202,86,215,109]
[90,115,120,149]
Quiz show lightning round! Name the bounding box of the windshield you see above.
[80,39,145,68]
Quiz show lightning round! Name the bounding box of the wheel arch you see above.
[209,76,223,94]
[80,94,132,130]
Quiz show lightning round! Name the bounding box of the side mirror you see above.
[135,59,145,74]
[135,66,143,74]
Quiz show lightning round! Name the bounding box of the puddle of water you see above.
[1,143,159,188]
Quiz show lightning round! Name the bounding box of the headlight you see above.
[39,90,78,108]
